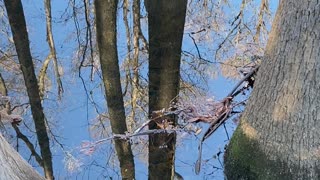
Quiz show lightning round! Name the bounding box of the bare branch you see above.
[12,124,43,166]
[44,0,64,98]
[194,61,260,174]
[83,0,95,80]
[215,21,241,61]
[0,71,43,169]
[38,54,51,99]
[254,0,269,42]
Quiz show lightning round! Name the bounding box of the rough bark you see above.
[146,0,187,179]
[225,1,320,179]
[130,0,141,131]
[0,134,45,180]
[94,0,135,179]
[4,0,54,179]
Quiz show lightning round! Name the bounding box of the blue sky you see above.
[3,0,279,179]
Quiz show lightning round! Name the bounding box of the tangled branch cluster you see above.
[0,95,22,126]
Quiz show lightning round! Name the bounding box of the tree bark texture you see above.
[94,0,135,179]
[130,0,141,132]
[225,1,320,179]
[4,0,54,179]
[0,134,45,180]
[147,0,187,179]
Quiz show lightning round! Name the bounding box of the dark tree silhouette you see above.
[146,0,187,179]
[4,0,54,179]
[94,0,135,179]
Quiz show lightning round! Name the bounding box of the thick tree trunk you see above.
[0,134,45,180]
[146,0,187,179]
[94,0,135,179]
[225,1,320,179]
[4,0,54,179]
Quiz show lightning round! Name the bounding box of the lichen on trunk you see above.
[224,122,313,180]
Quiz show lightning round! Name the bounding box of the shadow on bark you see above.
[146,0,187,179]
[94,0,135,179]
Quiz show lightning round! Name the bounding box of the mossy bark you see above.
[225,1,320,179]
[225,124,320,180]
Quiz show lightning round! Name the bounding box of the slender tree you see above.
[225,1,320,179]
[94,0,135,179]
[130,0,141,131]
[4,0,54,179]
[38,0,63,99]
[146,0,187,179]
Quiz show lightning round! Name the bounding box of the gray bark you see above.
[0,134,45,180]
[225,1,320,179]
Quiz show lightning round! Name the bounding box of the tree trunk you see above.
[130,0,141,131]
[4,0,54,179]
[146,0,187,179]
[224,1,320,179]
[94,0,135,179]
[0,134,45,180]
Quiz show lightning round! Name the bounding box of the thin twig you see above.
[195,64,260,174]
[215,21,241,61]
[10,102,30,112]
[12,124,44,166]
[188,33,203,60]
[227,65,260,97]
[84,128,186,149]
[223,123,229,140]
